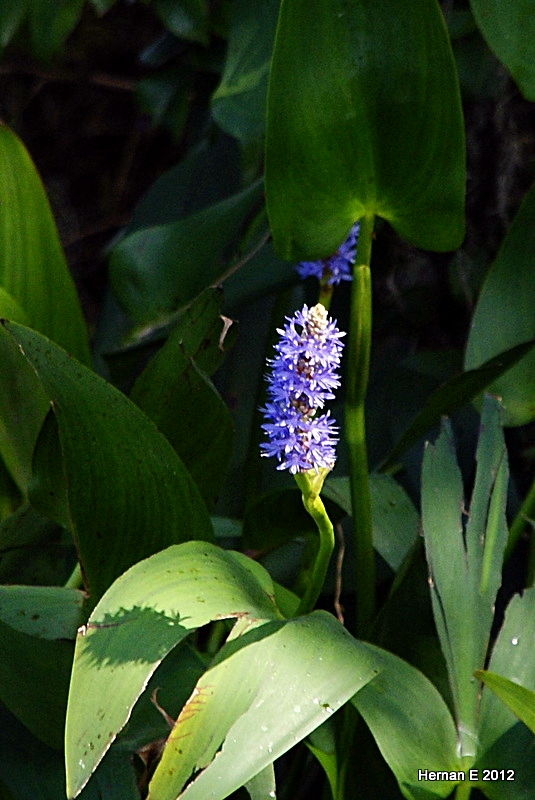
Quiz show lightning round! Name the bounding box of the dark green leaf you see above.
[464,179,535,426]
[28,0,84,60]
[0,1,27,48]
[265,0,465,259]
[382,338,535,472]
[0,503,70,586]
[0,618,73,749]
[469,0,535,100]
[153,0,209,45]
[212,0,279,143]
[109,181,263,325]
[0,321,213,603]
[324,474,419,571]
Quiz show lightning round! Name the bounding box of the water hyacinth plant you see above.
[1,2,535,800]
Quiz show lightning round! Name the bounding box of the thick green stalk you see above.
[345,214,375,635]
[454,781,472,800]
[294,469,335,615]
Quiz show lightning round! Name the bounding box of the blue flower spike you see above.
[261,303,345,480]
[296,221,360,286]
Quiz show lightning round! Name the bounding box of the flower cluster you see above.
[296,222,360,285]
[261,303,345,474]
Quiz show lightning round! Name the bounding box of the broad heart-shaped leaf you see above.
[352,644,462,800]
[65,541,282,798]
[109,181,263,326]
[130,289,236,509]
[0,125,90,365]
[0,321,213,603]
[265,0,465,260]
[464,179,535,426]
[211,0,279,144]
[421,396,509,759]
[148,613,381,800]
[469,0,535,101]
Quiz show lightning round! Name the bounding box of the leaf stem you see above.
[345,214,375,635]
[454,781,472,800]
[64,561,83,589]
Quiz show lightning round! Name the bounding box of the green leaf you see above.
[421,396,509,758]
[352,643,461,800]
[265,0,465,259]
[130,289,235,508]
[324,474,419,571]
[382,338,535,471]
[0,503,70,586]
[0,618,73,749]
[0,321,213,603]
[109,181,263,325]
[469,0,535,100]
[28,0,85,60]
[212,0,279,143]
[153,0,209,45]
[464,179,535,426]
[65,541,282,797]
[0,124,90,364]
[475,671,535,735]
[148,612,381,800]
[477,586,535,751]
[0,1,27,48]
[244,766,276,800]
[0,585,84,640]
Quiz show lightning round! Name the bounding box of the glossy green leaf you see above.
[110,181,263,325]
[65,541,282,797]
[382,338,535,472]
[28,0,85,60]
[475,671,535,735]
[469,0,535,101]
[130,289,235,508]
[0,321,213,602]
[465,179,535,426]
[324,474,419,571]
[0,585,84,640]
[421,396,508,758]
[148,612,381,800]
[0,618,73,750]
[352,644,461,800]
[265,0,465,260]
[244,766,276,800]
[0,124,90,364]
[212,0,279,143]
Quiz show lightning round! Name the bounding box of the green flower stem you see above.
[345,214,375,635]
[506,475,535,582]
[454,781,472,800]
[294,469,335,615]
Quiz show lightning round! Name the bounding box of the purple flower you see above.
[296,222,360,285]
[261,303,345,473]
